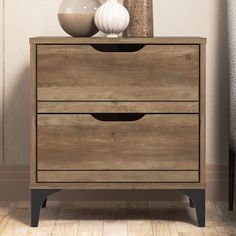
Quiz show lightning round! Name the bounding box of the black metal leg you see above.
[229,149,235,211]
[189,198,194,208]
[42,198,47,208]
[31,189,60,227]
[178,189,205,227]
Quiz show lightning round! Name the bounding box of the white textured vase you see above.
[94,0,130,38]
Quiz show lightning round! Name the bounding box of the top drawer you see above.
[37,44,199,101]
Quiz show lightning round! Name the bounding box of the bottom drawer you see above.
[37,171,199,183]
[37,114,199,171]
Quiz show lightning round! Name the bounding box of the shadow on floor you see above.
[10,201,197,227]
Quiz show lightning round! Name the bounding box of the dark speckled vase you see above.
[123,0,153,37]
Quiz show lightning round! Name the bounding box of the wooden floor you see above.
[0,201,235,236]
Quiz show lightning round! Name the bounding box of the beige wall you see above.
[0,0,3,164]
[0,0,229,165]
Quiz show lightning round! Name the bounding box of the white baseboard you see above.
[0,165,232,201]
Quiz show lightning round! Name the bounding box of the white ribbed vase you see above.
[94,0,130,38]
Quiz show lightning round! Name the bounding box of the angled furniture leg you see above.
[178,189,205,227]
[42,198,47,208]
[31,189,60,227]
[189,198,194,208]
[229,149,235,211]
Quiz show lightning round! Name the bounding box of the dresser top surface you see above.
[30,37,207,45]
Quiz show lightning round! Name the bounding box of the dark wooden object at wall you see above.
[30,37,207,227]
[229,150,235,210]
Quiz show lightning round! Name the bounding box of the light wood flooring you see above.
[0,201,235,236]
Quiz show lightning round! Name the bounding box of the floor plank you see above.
[1,208,28,236]
[103,202,128,236]
[149,201,203,236]
[127,202,153,236]
[78,202,104,234]
[0,202,17,235]
[201,227,219,236]
[52,208,79,236]
[27,204,60,236]
[103,220,127,236]
[78,232,103,236]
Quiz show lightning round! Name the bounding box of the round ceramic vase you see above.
[94,0,130,38]
[58,0,100,37]
[123,0,153,37]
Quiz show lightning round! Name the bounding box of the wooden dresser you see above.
[30,37,206,227]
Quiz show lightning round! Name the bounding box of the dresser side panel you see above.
[200,43,206,186]
[30,44,37,186]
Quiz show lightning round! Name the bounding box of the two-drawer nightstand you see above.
[30,37,206,227]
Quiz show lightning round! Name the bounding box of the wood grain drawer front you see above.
[37,44,199,101]
[37,114,199,171]
[37,171,199,183]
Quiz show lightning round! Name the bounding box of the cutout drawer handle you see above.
[91,44,145,53]
[91,113,145,122]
